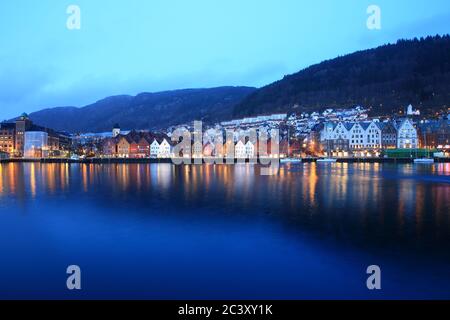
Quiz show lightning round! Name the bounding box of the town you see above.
[0,105,449,162]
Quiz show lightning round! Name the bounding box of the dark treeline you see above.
[235,35,450,117]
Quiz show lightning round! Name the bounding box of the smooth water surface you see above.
[0,162,449,299]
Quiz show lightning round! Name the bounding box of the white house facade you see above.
[158,139,172,158]
[150,139,160,158]
[349,123,367,150]
[365,121,382,149]
[235,141,246,159]
[245,141,256,158]
[397,119,418,149]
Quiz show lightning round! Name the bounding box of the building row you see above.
[102,128,173,158]
[101,125,284,159]
[0,113,71,158]
[320,118,419,156]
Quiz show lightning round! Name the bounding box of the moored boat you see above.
[316,158,337,163]
[280,158,302,163]
[414,158,434,164]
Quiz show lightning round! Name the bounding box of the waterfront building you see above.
[202,142,215,157]
[397,118,418,149]
[0,150,8,160]
[158,138,172,158]
[348,122,367,150]
[148,136,173,158]
[0,122,16,155]
[15,113,33,157]
[150,139,160,158]
[321,121,352,153]
[0,113,71,158]
[418,119,450,149]
[136,136,151,158]
[192,141,203,159]
[223,140,234,158]
[245,141,256,158]
[235,140,246,159]
[365,121,382,149]
[116,136,132,158]
[321,119,398,156]
[380,122,398,149]
[102,138,117,157]
[24,131,49,158]
[101,127,173,159]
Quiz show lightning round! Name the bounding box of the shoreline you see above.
[1,157,449,164]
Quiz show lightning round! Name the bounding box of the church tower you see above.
[112,124,121,138]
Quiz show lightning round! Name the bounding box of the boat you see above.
[317,158,337,163]
[414,133,434,164]
[414,158,434,164]
[280,158,302,163]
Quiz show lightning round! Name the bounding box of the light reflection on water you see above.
[0,162,449,299]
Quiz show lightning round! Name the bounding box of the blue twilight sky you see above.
[0,0,449,119]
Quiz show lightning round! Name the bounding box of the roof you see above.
[0,122,15,130]
[359,122,371,130]
[343,123,354,131]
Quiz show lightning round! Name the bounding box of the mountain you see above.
[27,35,450,132]
[28,87,256,133]
[234,35,450,117]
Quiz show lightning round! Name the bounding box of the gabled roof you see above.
[117,134,134,144]
[359,122,371,130]
[138,135,152,144]
[397,118,414,128]
[374,122,385,130]
[343,123,354,131]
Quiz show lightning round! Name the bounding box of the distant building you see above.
[221,114,287,128]
[406,104,420,116]
[112,124,121,138]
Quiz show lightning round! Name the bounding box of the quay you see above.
[1,158,449,164]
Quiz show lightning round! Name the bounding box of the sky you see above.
[0,0,449,119]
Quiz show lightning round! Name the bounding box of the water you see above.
[0,162,449,299]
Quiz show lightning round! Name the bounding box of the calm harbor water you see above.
[0,162,449,299]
